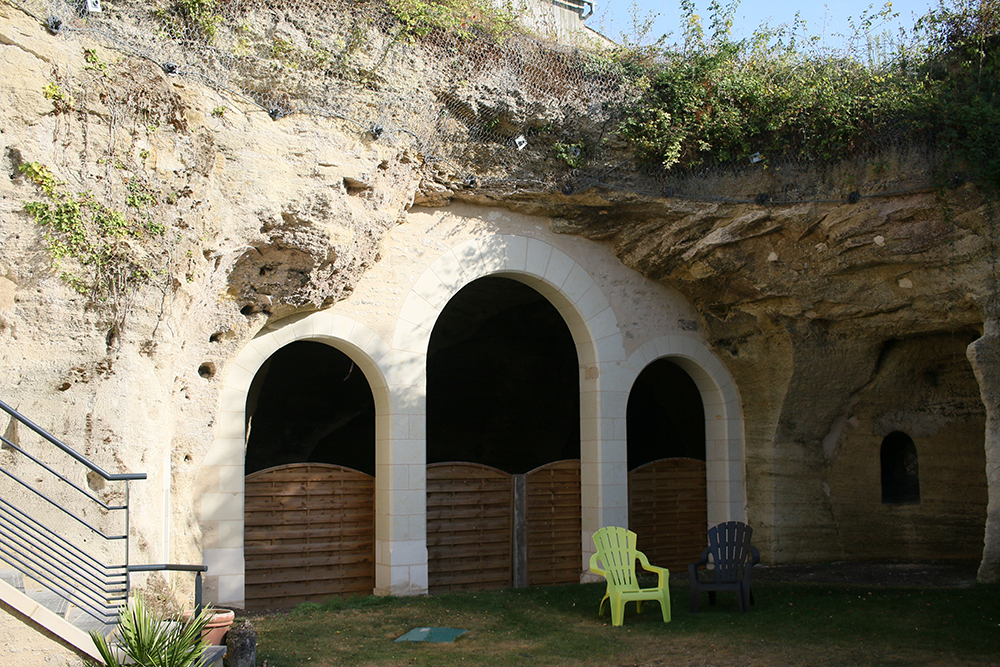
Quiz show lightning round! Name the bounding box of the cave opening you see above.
[627,359,706,469]
[881,430,920,504]
[427,276,580,474]
[244,340,376,476]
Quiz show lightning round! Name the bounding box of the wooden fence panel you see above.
[426,463,514,593]
[628,458,707,571]
[245,463,374,609]
[525,459,581,586]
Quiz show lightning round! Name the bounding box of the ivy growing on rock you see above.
[19,162,167,347]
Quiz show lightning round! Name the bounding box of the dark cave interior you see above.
[245,340,376,476]
[626,358,705,470]
[427,276,580,474]
[244,281,706,478]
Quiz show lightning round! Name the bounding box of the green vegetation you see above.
[154,0,220,41]
[553,142,586,168]
[249,580,1000,667]
[615,0,1000,186]
[177,0,221,40]
[83,48,108,73]
[88,596,214,667]
[383,0,519,41]
[19,161,166,345]
[42,81,74,113]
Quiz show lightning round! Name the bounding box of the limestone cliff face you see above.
[0,0,996,591]
[545,189,996,574]
[0,2,418,576]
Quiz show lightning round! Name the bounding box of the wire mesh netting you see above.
[9,0,948,205]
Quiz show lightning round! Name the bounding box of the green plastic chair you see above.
[588,526,671,626]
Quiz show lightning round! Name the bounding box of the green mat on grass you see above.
[395,627,468,643]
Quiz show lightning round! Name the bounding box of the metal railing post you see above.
[124,480,131,601]
[195,571,203,615]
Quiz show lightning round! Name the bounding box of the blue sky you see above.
[589,0,938,49]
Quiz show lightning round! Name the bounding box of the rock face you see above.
[548,188,996,572]
[0,1,416,596]
[0,4,997,644]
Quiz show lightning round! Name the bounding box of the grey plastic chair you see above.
[689,521,760,612]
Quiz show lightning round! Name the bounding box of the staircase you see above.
[0,398,217,664]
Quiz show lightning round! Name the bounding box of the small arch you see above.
[626,358,706,468]
[199,312,392,608]
[245,341,375,476]
[626,336,746,528]
[881,431,920,504]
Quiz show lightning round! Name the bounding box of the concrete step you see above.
[11,571,72,618]
[201,645,226,667]
[2,568,115,636]
[28,588,69,616]
[65,604,117,636]
[0,568,24,591]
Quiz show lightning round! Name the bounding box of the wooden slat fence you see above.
[525,459,582,586]
[426,463,513,593]
[244,463,374,609]
[628,457,707,571]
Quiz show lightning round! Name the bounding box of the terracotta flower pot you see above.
[184,608,235,645]
[203,608,235,645]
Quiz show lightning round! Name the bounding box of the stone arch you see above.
[198,312,392,608]
[390,235,630,584]
[626,336,746,527]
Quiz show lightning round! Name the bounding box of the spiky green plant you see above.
[88,596,215,667]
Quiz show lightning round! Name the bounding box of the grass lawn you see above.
[247,581,1000,667]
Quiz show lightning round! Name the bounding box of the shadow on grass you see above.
[249,580,1000,667]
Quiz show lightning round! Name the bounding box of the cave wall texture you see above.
[1,1,998,639]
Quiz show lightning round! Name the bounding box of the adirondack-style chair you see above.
[588,526,671,626]
[688,521,760,613]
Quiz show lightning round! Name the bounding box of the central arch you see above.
[427,276,580,472]
[425,276,581,591]
[391,235,631,587]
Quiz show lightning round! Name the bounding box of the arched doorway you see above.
[627,358,708,570]
[243,341,376,608]
[425,276,581,591]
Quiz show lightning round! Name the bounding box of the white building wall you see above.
[493,0,615,48]
[198,204,745,605]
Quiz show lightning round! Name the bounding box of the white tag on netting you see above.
[514,135,527,151]
[86,0,103,12]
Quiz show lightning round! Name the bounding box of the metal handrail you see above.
[0,399,146,482]
[128,564,208,614]
[0,496,123,580]
[0,434,129,510]
[0,465,129,539]
[0,399,208,632]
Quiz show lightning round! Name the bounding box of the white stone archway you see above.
[389,234,632,586]
[198,233,746,604]
[625,336,747,526]
[198,312,392,608]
